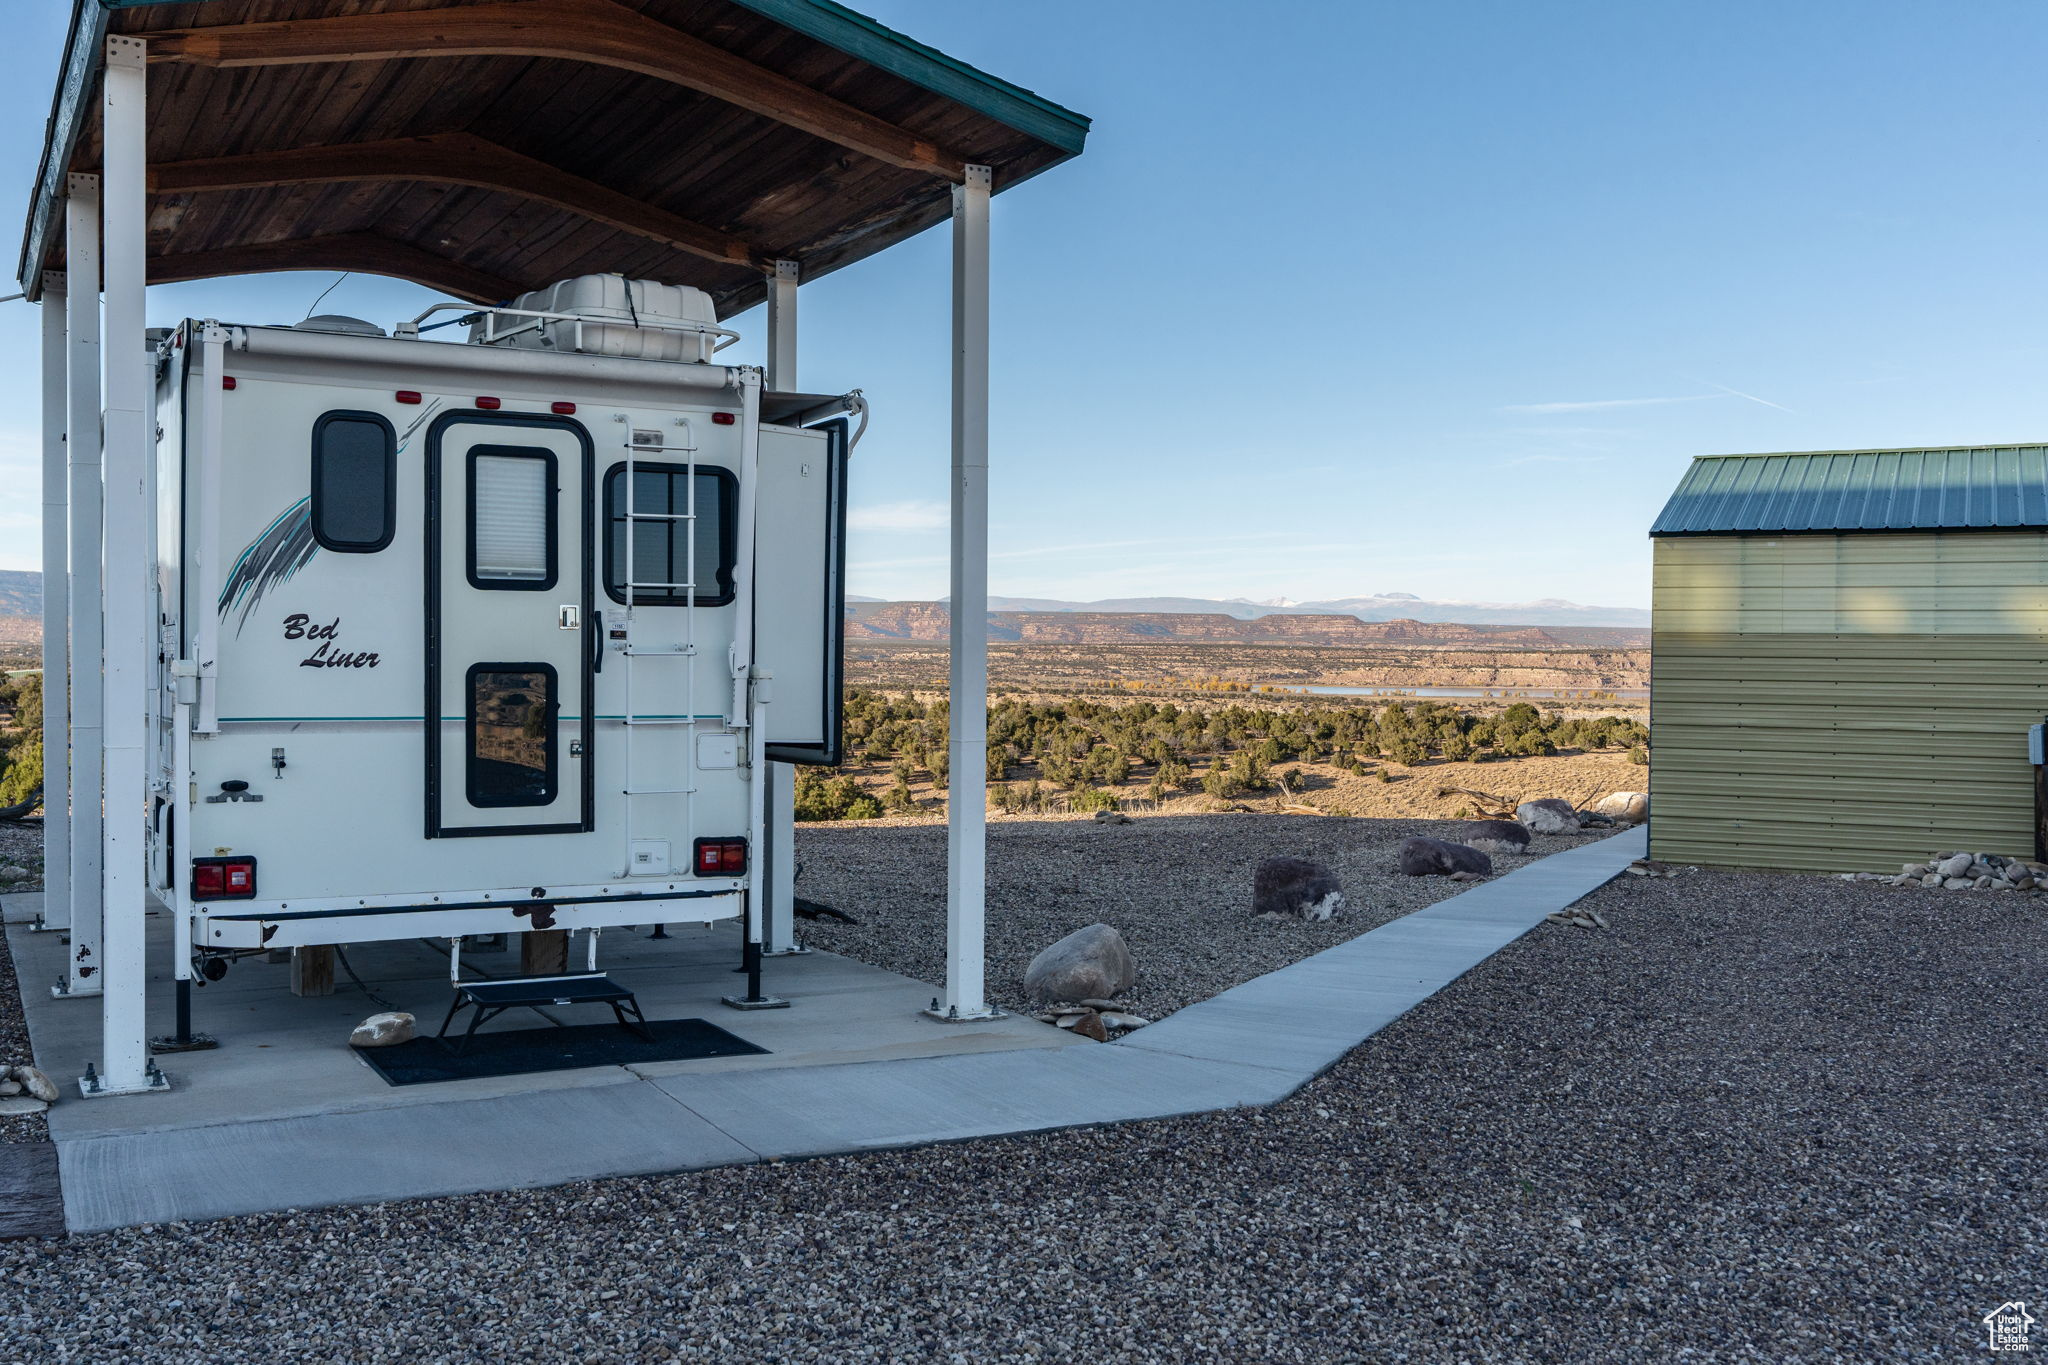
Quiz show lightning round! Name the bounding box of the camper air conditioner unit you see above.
[468,274,734,363]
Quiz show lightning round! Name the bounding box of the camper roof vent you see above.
[293,314,386,337]
[468,274,737,364]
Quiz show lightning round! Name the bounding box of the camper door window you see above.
[467,447,560,590]
[310,412,397,552]
[466,664,559,808]
[602,463,737,606]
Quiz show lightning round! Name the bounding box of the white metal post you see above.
[763,259,800,954]
[60,174,102,999]
[36,271,71,935]
[765,259,798,390]
[937,165,995,1021]
[90,33,160,1096]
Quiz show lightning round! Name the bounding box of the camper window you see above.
[466,664,558,807]
[310,412,396,552]
[467,447,559,590]
[602,463,737,606]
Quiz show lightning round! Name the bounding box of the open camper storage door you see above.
[756,419,849,765]
[426,411,595,837]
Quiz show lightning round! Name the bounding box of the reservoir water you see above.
[1264,684,1649,701]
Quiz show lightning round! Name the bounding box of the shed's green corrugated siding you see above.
[1650,533,2048,872]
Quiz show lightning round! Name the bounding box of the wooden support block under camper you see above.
[290,945,335,997]
[521,930,569,976]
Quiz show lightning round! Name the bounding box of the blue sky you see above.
[3,1,2048,608]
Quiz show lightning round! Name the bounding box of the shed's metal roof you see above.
[1649,445,2048,536]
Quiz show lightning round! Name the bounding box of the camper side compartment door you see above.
[755,421,847,764]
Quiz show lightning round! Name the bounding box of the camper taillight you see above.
[191,856,257,901]
[693,838,748,877]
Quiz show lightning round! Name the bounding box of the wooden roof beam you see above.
[151,132,763,271]
[147,0,970,180]
[148,232,525,303]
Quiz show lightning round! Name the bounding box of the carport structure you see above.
[20,0,1088,1095]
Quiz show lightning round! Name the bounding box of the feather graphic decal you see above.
[218,498,317,634]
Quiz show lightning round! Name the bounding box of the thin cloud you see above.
[1504,394,1719,413]
[1699,380,1794,413]
[846,500,949,532]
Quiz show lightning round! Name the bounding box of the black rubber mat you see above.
[354,1017,768,1086]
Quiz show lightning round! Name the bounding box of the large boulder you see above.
[1252,857,1346,922]
[349,1012,416,1048]
[1459,819,1532,851]
[1516,798,1580,836]
[1024,924,1137,1004]
[1398,837,1494,878]
[1590,791,1648,825]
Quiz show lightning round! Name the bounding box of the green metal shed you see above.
[1649,445,2048,872]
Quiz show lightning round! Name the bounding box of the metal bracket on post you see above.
[931,164,1002,1024]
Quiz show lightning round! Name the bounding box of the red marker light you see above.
[551,401,576,415]
[476,396,502,410]
[711,412,736,426]
[221,376,237,391]
[395,390,422,404]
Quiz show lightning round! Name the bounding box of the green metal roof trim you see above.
[16,2,107,296]
[725,0,1090,153]
[1650,445,2048,537]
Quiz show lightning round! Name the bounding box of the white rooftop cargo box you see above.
[467,274,735,363]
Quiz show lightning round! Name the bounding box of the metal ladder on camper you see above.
[617,419,700,875]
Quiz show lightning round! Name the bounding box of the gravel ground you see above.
[0,819,40,892]
[0,912,43,1145]
[793,813,1618,1019]
[2,862,2039,1360]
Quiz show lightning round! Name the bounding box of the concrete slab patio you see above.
[5,826,1645,1232]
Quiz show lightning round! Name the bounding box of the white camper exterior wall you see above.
[141,321,846,955]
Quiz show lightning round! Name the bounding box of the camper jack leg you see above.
[721,891,788,1011]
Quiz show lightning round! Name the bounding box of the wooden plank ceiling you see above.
[33,0,1085,313]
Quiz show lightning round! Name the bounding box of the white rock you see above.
[349,1012,416,1047]
[1099,1012,1150,1029]
[8,1066,58,1103]
[1516,799,1580,836]
[1945,877,1973,890]
[0,1079,18,1096]
[1589,791,1648,825]
[1921,874,1943,888]
[0,1096,48,1116]
[0,864,29,883]
[1937,853,1974,878]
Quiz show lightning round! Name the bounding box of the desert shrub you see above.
[883,779,916,814]
[1628,744,1649,765]
[844,794,883,819]
[793,770,869,821]
[1385,736,1428,767]
[1200,758,1241,800]
[1069,787,1118,813]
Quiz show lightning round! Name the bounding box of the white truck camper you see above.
[143,276,854,1016]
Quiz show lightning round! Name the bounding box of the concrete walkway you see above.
[11,828,1645,1232]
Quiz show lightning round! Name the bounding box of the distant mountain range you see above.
[845,602,1647,650]
[848,591,1650,629]
[0,571,39,619]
